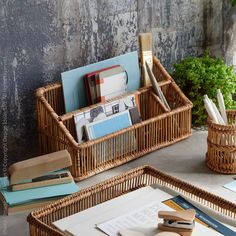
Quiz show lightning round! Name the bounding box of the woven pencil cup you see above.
[206,110,236,174]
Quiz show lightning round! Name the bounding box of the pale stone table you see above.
[0,130,235,236]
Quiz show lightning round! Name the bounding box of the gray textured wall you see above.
[0,0,225,176]
[223,1,236,69]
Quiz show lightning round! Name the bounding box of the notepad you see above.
[97,68,128,102]
[85,65,120,104]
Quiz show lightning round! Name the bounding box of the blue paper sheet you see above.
[224,180,236,193]
[87,110,132,140]
[0,176,79,206]
[61,51,141,113]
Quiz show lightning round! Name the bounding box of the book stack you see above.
[84,65,128,105]
[0,174,79,215]
[0,150,79,215]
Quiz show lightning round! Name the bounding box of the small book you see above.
[98,65,124,80]
[97,66,128,102]
[96,65,125,102]
[85,65,120,105]
[85,110,132,140]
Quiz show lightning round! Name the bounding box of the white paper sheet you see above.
[53,185,234,236]
[53,186,172,235]
[96,201,169,236]
[96,201,222,236]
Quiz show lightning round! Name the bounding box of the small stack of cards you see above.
[84,65,128,104]
[74,93,141,143]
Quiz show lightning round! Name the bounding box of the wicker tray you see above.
[206,110,236,174]
[35,57,192,181]
[27,165,236,236]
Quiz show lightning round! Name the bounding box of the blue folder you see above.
[86,110,132,140]
[61,51,141,113]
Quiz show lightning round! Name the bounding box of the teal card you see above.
[61,51,141,113]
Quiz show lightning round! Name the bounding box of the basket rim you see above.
[36,81,193,149]
[35,82,62,98]
[207,110,236,130]
[27,165,236,235]
[78,105,192,148]
[56,103,192,149]
[56,81,193,148]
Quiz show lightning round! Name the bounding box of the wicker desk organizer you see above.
[206,110,236,174]
[36,57,192,181]
[27,166,236,236]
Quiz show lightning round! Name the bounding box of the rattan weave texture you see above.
[27,166,236,236]
[35,57,193,181]
[206,110,236,174]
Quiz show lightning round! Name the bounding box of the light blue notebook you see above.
[61,51,141,113]
[0,174,79,206]
[85,110,132,140]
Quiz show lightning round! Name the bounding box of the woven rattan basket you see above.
[35,57,192,181]
[206,110,236,174]
[27,166,236,236]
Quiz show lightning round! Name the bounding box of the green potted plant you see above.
[172,52,236,126]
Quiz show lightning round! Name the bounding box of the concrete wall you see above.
[223,0,236,69]
[0,0,225,175]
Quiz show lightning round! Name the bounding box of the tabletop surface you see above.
[0,130,236,236]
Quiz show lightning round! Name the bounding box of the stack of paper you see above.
[52,185,236,236]
[85,65,128,105]
[84,65,121,104]
[74,93,140,143]
[97,66,127,102]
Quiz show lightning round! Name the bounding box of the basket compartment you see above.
[206,110,236,174]
[35,57,192,181]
